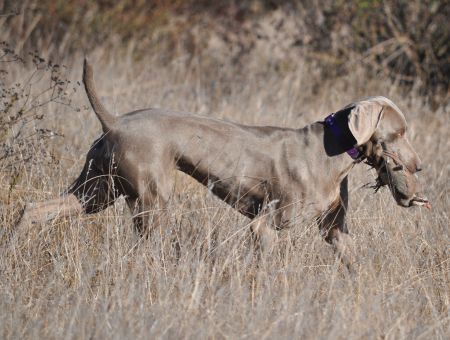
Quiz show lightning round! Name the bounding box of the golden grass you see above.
[1,47,449,339]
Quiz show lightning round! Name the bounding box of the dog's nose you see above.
[415,156,423,172]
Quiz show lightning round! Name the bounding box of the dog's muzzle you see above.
[377,152,431,210]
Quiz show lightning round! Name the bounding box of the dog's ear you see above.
[347,96,406,145]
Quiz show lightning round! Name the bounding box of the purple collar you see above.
[324,113,362,160]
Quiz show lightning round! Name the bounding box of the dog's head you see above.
[347,96,430,208]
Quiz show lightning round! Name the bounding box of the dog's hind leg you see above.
[16,149,121,228]
[16,194,84,228]
[127,169,173,237]
[126,194,162,237]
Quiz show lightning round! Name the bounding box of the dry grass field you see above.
[1,2,449,339]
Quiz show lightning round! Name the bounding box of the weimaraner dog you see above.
[18,59,430,265]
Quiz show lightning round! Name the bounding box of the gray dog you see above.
[18,59,430,266]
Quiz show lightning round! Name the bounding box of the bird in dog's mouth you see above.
[373,160,431,210]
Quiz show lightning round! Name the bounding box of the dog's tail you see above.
[83,58,117,132]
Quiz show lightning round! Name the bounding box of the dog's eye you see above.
[392,165,404,171]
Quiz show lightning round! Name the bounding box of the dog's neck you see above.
[315,122,358,184]
[322,107,367,162]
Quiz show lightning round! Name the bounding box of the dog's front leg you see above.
[250,216,278,256]
[318,177,355,271]
[250,201,280,257]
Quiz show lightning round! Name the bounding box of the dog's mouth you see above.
[394,192,431,210]
[409,194,431,209]
[391,191,432,210]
